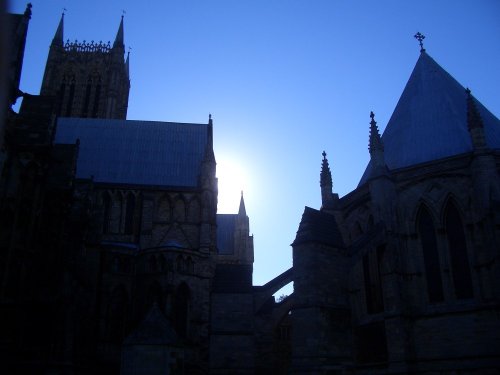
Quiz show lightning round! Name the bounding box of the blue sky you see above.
[8,0,500,290]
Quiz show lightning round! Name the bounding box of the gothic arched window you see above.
[157,197,171,221]
[102,192,112,234]
[65,75,76,117]
[174,283,190,338]
[417,206,444,303]
[106,286,128,343]
[110,193,122,233]
[145,281,164,315]
[363,245,385,314]
[188,198,201,223]
[92,77,101,118]
[174,198,186,222]
[444,201,473,299]
[57,77,66,116]
[81,76,92,117]
[124,193,136,235]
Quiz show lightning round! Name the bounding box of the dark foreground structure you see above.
[1,5,499,375]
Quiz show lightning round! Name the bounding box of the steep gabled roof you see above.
[54,118,209,187]
[359,51,500,186]
[292,206,344,247]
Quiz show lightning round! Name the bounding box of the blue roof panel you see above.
[359,52,500,185]
[54,118,209,187]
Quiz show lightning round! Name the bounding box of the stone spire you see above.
[52,10,64,46]
[368,111,386,169]
[320,151,332,191]
[238,191,247,216]
[466,88,487,150]
[320,151,334,209]
[113,15,124,48]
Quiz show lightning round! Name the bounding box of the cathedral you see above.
[1,4,499,375]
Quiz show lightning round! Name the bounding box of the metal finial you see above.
[322,150,327,160]
[209,113,212,120]
[122,9,126,17]
[414,32,426,52]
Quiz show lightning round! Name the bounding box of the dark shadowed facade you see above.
[289,46,500,373]
[1,6,499,375]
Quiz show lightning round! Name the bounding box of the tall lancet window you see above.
[81,77,92,117]
[102,192,112,234]
[57,77,66,116]
[444,201,473,299]
[417,206,444,303]
[92,77,101,118]
[124,193,136,235]
[65,75,76,117]
[174,283,190,338]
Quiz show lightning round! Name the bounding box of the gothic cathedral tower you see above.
[40,14,130,119]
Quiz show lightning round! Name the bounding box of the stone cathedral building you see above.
[289,40,500,373]
[2,5,500,375]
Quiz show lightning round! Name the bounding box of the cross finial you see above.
[322,150,327,160]
[414,32,426,52]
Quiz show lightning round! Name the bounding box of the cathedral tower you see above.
[40,14,130,119]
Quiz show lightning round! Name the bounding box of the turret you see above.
[320,151,336,209]
[367,112,396,228]
[368,111,386,172]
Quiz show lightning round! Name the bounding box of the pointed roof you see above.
[239,191,247,216]
[124,303,178,345]
[113,15,124,48]
[52,12,64,46]
[359,51,500,186]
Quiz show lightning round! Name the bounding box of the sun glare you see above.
[216,157,250,213]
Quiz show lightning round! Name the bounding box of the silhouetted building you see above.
[289,42,500,374]
[2,5,499,375]
[0,7,255,374]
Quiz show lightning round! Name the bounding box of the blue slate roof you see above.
[54,118,209,187]
[217,214,236,255]
[359,52,500,186]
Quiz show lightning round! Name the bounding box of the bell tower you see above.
[40,13,130,119]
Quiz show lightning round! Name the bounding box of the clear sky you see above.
[8,0,500,292]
